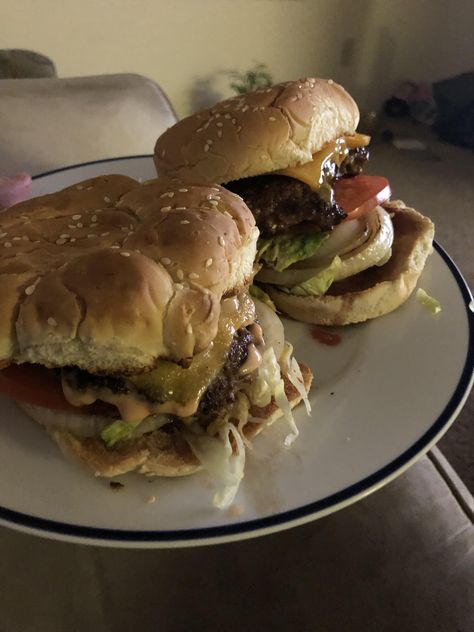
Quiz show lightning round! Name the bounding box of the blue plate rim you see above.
[0,156,471,544]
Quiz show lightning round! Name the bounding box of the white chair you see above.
[0,73,177,175]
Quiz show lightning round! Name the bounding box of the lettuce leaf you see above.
[282,256,342,297]
[257,231,328,272]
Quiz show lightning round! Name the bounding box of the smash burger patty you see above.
[0,175,312,507]
[62,327,254,423]
[226,148,369,236]
[154,78,434,325]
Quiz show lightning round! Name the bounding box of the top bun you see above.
[154,78,359,184]
[0,176,257,373]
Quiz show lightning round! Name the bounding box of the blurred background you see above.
[2,0,473,118]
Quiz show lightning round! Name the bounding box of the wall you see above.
[1,0,473,118]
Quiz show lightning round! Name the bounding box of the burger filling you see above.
[226,133,394,298]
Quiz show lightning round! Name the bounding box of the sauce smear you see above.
[310,327,341,346]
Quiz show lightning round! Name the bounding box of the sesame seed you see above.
[4,242,12,248]
[20,216,29,221]
[186,323,193,335]
[290,96,298,102]
[76,223,83,228]
[269,116,276,121]
[25,285,36,296]
[100,232,110,237]
[204,145,210,152]
[147,496,156,504]
[223,210,232,218]
[209,200,219,206]
[104,196,111,203]
[207,139,213,145]
[188,272,199,279]
[129,224,134,230]
[178,188,188,193]
[92,215,97,222]
[22,235,29,241]
[0,232,6,238]
[160,192,174,198]
[56,238,66,245]
[87,234,95,239]
[90,223,98,227]
[174,283,184,290]
[68,225,76,230]
[13,236,21,241]
[86,186,93,191]
[160,257,171,265]
[218,236,225,247]
[160,206,171,212]
[60,234,70,239]
[215,113,221,118]
[180,220,190,224]
[177,269,184,280]
[47,317,57,327]
[76,184,83,190]
[253,107,259,112]
[217,130,223,138]
[121,226,129,232]
[161,149,166,157]
[236,126,242,132]
[175,206,186,210]
[205,258,213,268]
[216,122,223,127]
[242,106,249,112]
[224,113,231,119]
[110,244,119,248]
[120,252,130,257]
[72,214,81,220]
[328,78,334,84]
[196,127,203,133]
[70,238,76,243]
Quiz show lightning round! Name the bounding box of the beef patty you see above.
[226,147,369,237]
[62,327,253,425]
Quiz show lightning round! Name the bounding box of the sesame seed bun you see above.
[0,176,258,373]
[154,78,359,184]
[266,202,435,325]
[18,363,312,478]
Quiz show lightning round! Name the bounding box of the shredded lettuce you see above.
[416,288,442,315]
[101,415,170,448]
[249,284,276,311]
[251,347,299,447]
[184,422,246,509]
[101,420,135,448]
[257,231,328,272]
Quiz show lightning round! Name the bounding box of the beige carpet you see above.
[368,118,473,492]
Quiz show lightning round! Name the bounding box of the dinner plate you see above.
[0,156,472,548]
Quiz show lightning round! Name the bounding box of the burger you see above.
[154,78,435,325]
[0,175,312,507]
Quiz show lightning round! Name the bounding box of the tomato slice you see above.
[0,364,114,415]
[334,175,391,220]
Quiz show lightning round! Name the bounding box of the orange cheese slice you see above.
[276,133,371,190]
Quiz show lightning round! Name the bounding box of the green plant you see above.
[228,63,273,94]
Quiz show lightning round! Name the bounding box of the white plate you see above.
[0,156,472,548]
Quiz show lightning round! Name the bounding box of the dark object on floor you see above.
[384,96,410,117]
[433,72,474,150]
[0,49,56,79]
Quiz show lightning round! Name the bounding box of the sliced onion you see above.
[256,207,394,287]
[252,297,285,359]
[334,206,394,281]
[295,214,370,267]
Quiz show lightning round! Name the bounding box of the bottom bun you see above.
[267,201,434,326]
[18,363,312,478]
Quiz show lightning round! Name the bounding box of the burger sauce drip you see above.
[310,327,341,346]
[239,323,265,375]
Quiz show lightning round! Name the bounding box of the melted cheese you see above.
[275,133,371,190]
[62,292,261,424]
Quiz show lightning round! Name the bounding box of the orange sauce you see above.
[310,327,341,346]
